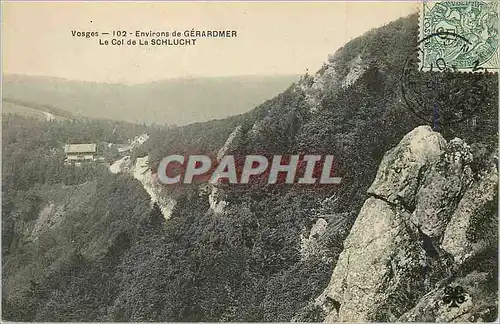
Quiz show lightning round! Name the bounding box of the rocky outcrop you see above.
[300,218,329,260]
[129,133,150,148]
[440,149,498,265]
[216,126,242,161]
[108,133,177,220]
[341,55,367,88]
[367,125,447,209]
[293,53,368,112]
[31,203,64,239]
[133,156,175,219]
[315,126,498,322]
[399,271,497,322]
[109,155,175,219]
[316,196,429,322]
[109,156,132,174]
[410,138,474,240]
[209,125,243,215]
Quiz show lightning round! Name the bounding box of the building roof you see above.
[64,144,97,154]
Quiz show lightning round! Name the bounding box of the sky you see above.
[2,1,418,84]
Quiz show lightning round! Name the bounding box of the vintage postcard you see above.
[1,1,498,322]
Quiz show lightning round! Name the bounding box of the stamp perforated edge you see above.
[418,1,425,71]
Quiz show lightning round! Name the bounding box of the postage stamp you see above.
[419,1,499,72]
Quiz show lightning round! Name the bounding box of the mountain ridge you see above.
[3,73,302,86]
[2,73,301,126]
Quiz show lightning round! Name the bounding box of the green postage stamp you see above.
[419,1,499,72]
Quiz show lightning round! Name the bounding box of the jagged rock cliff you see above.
[314,126,498,322]
[110,155,175,219]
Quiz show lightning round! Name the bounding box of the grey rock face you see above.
[440,149,498,264]
[317,197,427,322]
[398,283,474,322]
[300,218,333,261]
[411,138,474,239]
[209,125,243,215]
[399,271,495,322]
[315,126,498,322]
[216,125,243,161]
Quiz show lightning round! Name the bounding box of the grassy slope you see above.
[2,101,50,120]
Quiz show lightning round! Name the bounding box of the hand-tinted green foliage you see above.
[2,114,148,191]
[106,188,332,322]
[2,174,152,321]
[2,115,153,321]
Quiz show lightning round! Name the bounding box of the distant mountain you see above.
[2,74,300,125]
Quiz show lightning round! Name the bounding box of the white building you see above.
[64,144,97,163]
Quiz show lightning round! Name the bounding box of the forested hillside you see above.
[2,14,497,321]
